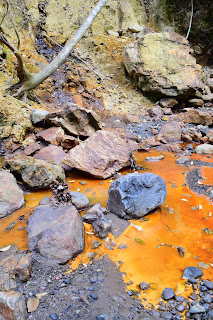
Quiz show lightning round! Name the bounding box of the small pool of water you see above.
[0,150,213,305]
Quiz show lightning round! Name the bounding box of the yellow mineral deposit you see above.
[0,151,213,306]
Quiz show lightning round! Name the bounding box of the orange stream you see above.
[0,151,213,305]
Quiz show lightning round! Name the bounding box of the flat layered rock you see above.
[0,171,24,219]
[27,197,84,264]
[63,130,131,179]
[34,145,69,171]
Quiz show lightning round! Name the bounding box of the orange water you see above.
[0,151,213,305]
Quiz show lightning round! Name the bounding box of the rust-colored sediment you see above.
[0,151,213,305]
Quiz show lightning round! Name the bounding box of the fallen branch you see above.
[0,0,109,97]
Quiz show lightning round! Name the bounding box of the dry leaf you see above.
[175,283,185,295]
[0,245,11,252]
[36,292,48,299]
[27,297,39,312]
[131,223,143,231]
[135,238,145,245]
[197,262,209,269]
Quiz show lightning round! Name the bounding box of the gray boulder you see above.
[27,197,84,264]
[107,173,167,219]
[0,171,24,219]
[71,191,89,210]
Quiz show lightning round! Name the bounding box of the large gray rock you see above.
[123,32,204,99]
[3,155,65,190]
[107,173,167,219]
[27,197,84,264]
[0,171,24,219]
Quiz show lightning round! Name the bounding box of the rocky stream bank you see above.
[0,1,213,318]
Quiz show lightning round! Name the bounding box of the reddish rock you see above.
[190,131,202,142]
[45,103,101,137]
[0,252,32,291]
[62,130,131,179]
[61,135,80,149]
[23,142,41,156]
[159,122,182,142]
[207,130,213,143]
[181,134,193,143]
[187,98,204,107]
[180,108,213,125]
[34,145,69,170]
[159,98,178,108]
[158,143,181,153]
[147,106,163,118]
[27,197,84,264]
[36,127,64,146]
[0,291,26,320]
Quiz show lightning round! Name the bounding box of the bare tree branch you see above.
[0,32,29,81]
[185,0,193,40]
[16,0,110,96]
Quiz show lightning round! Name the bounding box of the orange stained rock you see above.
[0,151,213,306]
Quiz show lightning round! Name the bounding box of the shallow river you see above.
[1,150,213,305]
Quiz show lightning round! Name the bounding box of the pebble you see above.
[161,311,173,319]
[161,288,175,300]
[175,296,184,303]
[175,304,185,312]
[203,294,211,303]
[96,315,108,320]
[50,314,58,320]
[117,244,128,249]
[190,304,205,314]
[182,267,203,279]
[202,280,213,290]
[190,293,198,300]
[64,278,71,285]
[188,277,198,284]
[200,286,208,292]
[90,293,98,300]
[139,282,150,291]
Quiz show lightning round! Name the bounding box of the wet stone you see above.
[175,296,185,303]
[160,311,173,319]
[50,313,58,320]
[71,191,89,210]
[139,282,150,291]
[188,277,198,284]
[96,315,108,320]
[190,304,205,314]
[203,294,211,303]
[161,288,175,300]
[182,267,203,279]
[202,280,213,290]
[190,293,199,300]
[175,304,185,313]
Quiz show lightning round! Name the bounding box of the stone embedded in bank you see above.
[107,172,167,219]
[0,171,25,219]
